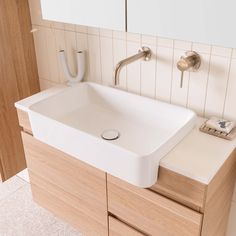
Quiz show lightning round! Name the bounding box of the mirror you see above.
[40,0,126,31]
[127,0,236,48]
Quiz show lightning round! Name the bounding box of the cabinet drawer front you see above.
[109,217,145,236]
[151,167,206,211]
[21,132,108,236]
[108,175,202,236]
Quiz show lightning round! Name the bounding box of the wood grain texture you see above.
[109,217,145,236]
[107,174,203,236]
[30,175,107,236]
[151,166,207,212]
[201,150,236,236]
[22,132,108,236]
[18,111,236,236]
[0,0,39,181]
[16,0,40,95]
[17,109,32,134]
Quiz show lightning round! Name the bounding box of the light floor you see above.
[0,176,83,236]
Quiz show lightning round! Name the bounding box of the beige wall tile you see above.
[192,43,211,54]
[232,49,236,59]
[100,29,113,38]
[155,46,173,103]
[87,34,102,82]
[53,29,67,83]
[187,53,211,116]
[64,30,77,80]
[87,27,100,35]
[44,28,60,83]
[212,46,232,57]
[127,32,141,42]
[174,40,192,50]
[158,37,174,48]
[113,39,127,90]
[171,49,190,107]
[39,79,59,90]
[127,41,141,94]
[142,35,157,46]
[76,25,88,34]
[113,30,126,40]
[140,44,157,98]
[33,26,50,80]
[100,37,113,85]
[64,23,76,32]
[205,56,231,117]
[223,59,236,121]
[51,22,65,30]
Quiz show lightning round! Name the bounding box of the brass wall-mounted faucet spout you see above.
[177,51,201,88]
[114,46,152,86]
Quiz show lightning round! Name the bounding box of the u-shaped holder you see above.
[59,50,85,85]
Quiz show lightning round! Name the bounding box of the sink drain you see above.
[101,129,120,141]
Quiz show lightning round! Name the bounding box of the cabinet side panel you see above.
[201,150,236,236]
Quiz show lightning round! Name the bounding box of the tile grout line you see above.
[87,31,93,81]
[62,23,68,84]
[34,24,235,57]
[154,36,158,99]
[99,29,103,84]
[39,77,61,85]
[139,35,142,95]
[222,48,233,119]
[203,45,213,117]
[85,27,91,82]
[125,32,128,90]
[186,42,194,108]
[169,40,175,104]
[50,23,61,84]
[111,30,115,86]
[46,25,53,82]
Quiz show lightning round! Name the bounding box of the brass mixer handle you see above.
[180,71,184,88]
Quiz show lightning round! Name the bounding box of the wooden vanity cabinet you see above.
[107,174,203,236]
[107,150,236,236]
[21,132,108,236]
[18,110,236,236]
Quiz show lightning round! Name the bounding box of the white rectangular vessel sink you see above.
[28,82,196,187]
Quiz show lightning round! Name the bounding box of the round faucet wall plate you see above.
[101,129,120,141]
[139,46,152,61]
[184,51,201,72]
